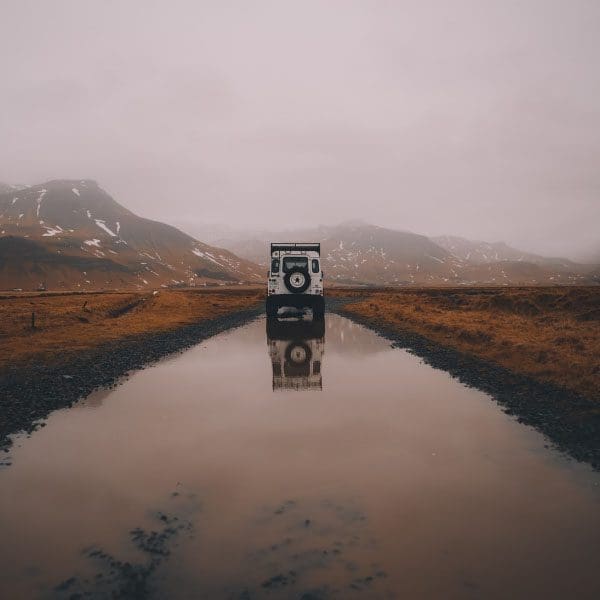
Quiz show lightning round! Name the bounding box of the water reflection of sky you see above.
[0,315,599,599]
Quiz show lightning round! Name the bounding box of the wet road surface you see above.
[0,314,599,599]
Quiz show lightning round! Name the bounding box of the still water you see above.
[0,314,599,599]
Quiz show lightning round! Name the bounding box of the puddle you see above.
[0,314,599,598]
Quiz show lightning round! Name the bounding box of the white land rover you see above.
[266,243,325,318]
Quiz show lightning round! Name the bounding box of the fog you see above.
[1,0,599,260]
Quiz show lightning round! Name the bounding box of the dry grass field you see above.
[329,286,600,401]
[0,288,263,371]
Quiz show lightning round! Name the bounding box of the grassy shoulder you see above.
[0,287,263,371]
[328,286,600,401]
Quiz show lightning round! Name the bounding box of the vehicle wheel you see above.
[285,341,312,366]
[283,268,311,293]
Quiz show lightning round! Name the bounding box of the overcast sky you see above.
[1,0,599,259]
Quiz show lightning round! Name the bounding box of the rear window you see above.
[271,258,280,273]
[282,257,308,273]
[311,259,320,273]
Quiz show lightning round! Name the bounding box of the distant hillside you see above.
[0,182,27,194]
[433,235,579,268]
[318,223,462,285]
[3,184,593,290]
[0,180,262,290]
[206,223,594,286]
[211,224,458,284]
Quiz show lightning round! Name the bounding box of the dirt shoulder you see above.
[0,288,264,451]
[0,287,263,371]
[328,286,599,401]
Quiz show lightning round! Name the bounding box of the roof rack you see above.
[271,243,320,255]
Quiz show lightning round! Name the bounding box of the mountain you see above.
[318,224,463,285]
[0,180,262,290]
[206,223,465,285]
[433,235,596,284]
[0,182,28,194]
[433,235,579,269]
[200,223,594,286]
[3,183,593,290]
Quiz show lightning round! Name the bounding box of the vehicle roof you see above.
[271,242,320,255]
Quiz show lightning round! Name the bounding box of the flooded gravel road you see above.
[1,314,599,599]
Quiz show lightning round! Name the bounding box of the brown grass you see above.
[329,286,600,400]
[0,288,263,370]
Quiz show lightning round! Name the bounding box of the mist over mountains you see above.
[0,180,261,290]
[0,180,597,290]
[176,221,597,287]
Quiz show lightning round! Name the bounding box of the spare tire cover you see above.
[285,341,312,365]
[284,268,311,293]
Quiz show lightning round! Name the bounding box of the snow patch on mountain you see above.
[192,247,226,267]
[36,189,47,217]
[94,219,117,237]
[426,254,444,264]
[42,225,63,237]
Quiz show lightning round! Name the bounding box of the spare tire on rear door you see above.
[285,340,312,365]
[284,268,311,293]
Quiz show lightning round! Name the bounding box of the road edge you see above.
[328,297,600,471]
[0,305,263,454]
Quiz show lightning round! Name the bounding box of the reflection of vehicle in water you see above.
[267,316,325,391]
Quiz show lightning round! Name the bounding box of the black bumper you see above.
[267,294,324,309]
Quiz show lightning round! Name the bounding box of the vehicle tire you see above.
[283,268,311,293]
[285,341,312,366]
